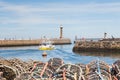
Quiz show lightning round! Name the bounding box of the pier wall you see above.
[0,38,71,47]
[73,40,120,52]
[50,38,71,45]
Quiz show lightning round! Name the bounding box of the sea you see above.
[0,44,119,65]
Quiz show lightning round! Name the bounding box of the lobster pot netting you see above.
[112,60,120,79]
[14,73,34,80]
[53,63,85,80]
[0,65,17,80]
[30,62,53,79]
[9,58,30,73]
[87,60,110,73]
[86,60,112,80]
[48,58,64,72]
[113,60,120,73]
[76,63,86,75]
[1,58,120,80]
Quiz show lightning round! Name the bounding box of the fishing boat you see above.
[39,39,55,51]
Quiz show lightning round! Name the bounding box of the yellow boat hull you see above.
[39,47,54,50]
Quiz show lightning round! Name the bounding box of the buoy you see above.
[42,51,47,56]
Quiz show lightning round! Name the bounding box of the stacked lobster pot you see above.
[111,60,120,80]
[1,57,120,80]
[0,57,35,80]
[9,58,30,75]
[8,58,35,80]
[85,60,112,80]
[14,58,85,80]
[14,58,64,80]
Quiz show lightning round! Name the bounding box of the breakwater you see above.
[0,38,71,47]
[73,39,120,53]
[0,57,120,80]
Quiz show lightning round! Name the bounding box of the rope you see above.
[96,59,104,80]
[74,73,77,80]
[40,62,48,77]
[0,72,3,77]
[63,68,66,80]
[44,68,53,79]
[115,64,120,73]
[86,65,89,74]
[30,63,37,73]
[113,76,118,80]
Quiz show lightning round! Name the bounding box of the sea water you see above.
[0,44,119,64]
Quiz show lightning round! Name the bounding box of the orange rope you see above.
[40,62,48,77]
[113,76,118,80]
[86,65,89,74]
[63,68,66,80]
[30,62,42,73]
[30,63,37,73]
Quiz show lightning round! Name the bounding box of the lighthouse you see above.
[60,25,63,39]
[104,32,107,39]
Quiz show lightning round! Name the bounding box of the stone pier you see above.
[73,38,120,53]
[0,38,71,47]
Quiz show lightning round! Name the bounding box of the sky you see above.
[0,0,120,40]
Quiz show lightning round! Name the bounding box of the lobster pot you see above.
[0,72,6,80]
[87,60,110,73]
[76,63,86,75]
[30,62,53,79]
[0,65,17,80]
[0,58,34,75]
[53,64,85,80]
[86,60,112,80]
[112,60,120,79]
[9,58,33,74]
[113,60,120,73]
[117,75,120,80]
[86,72,101,80]
[14,73,33,80]
[48,58,64,72]
[0,57,12,67]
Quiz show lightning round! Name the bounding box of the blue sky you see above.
[0,0,120,40]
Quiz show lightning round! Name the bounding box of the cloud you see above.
[0,17,114,25]
[1,1,120,13]
[0,1,120,25]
